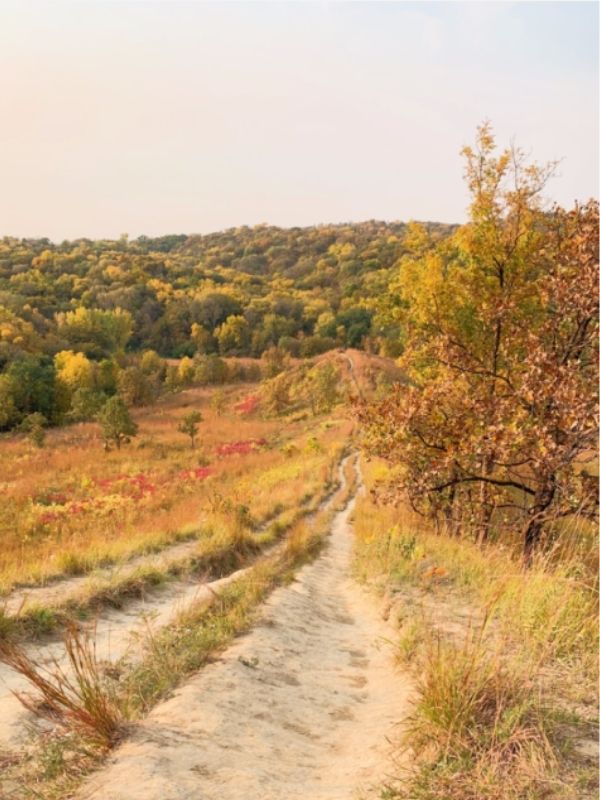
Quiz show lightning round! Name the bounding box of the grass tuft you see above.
[0,624,124,751]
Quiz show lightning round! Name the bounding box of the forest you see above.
[0,217,453,431]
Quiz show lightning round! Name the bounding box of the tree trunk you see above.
[476,502,493,545]
[443,482,462,537]
[450,487,462,538]
[523,474,556,565]
[476,454,494,545]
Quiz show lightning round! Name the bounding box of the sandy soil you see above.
[78,466,412,800]
[0,468,340,751]
[3,537,202,617]
[0,565,254,750]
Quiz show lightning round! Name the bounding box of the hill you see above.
[0,220,454,365]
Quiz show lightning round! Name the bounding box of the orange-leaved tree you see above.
[359,124,598,558]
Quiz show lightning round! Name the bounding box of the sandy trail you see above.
[0,564,254,750]
[78,463,412,800]
[0,470,341,751]
[3,481,330,618]
[3,537,202,617]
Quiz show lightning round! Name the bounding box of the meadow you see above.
[0,125,596,800]
[0,378,350,599]
[0,373,357,798]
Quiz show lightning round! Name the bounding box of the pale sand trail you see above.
[78,464,412,800]
[0,566,254,750]
[0,470,341,751]
[3,537,201,617]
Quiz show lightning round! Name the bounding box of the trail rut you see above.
[78,464,412,799]
[0,470,340,751]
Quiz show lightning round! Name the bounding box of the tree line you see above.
[0,218,454,430]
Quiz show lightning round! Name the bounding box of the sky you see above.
[0,1,597,241]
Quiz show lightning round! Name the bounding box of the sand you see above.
[78,467,412,800]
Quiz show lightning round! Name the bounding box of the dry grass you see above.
[2,445,346,643]
[0,624,124,751]
[2,456,357,798]
[353,457,599,800]
[0,383,351,593]
[400,633,568,800]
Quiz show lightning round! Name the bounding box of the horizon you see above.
[3,216,459,246]
[0,1,598,241]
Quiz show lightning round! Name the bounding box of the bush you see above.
[97,396,138,450]
[117,366,160,406]
[299,335,337,357]
[194,354,230,385]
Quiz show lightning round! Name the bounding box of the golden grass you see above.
[3,455,358,799]
[353,457,599,800]
[0,624,124,751]
[0,383,352,593]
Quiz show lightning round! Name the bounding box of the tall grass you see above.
[0,384,351,593]
[0,624,124,750]
[353,457,599,799]
[402,632,566,800]
[2,459,356,796]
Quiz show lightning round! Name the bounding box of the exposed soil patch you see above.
[77,473,412,799]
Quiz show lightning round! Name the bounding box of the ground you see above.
[77,461,413,800]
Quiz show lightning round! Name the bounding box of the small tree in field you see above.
[97,396,138,451]
[20,412,47,448]
[261,372,293,416]
[211,389,226,416]
[307,363,339,414]
[177,410,203,449]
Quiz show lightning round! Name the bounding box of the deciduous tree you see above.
[177,410,203,448]
[97,396,138,450]
[359,126,599,558]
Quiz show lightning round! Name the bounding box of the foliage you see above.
[55,307,132,358]
[260,372,293,417]
[306,362,340,414]
[0,219,457,429]
[0,213,463,433]
[97,396,138,451]
[67,386,107,421]
[117,365,160,407]
[261,346,291,378]
[359,125,599,558]
[177,410,203,448]
[211,388,227,416]
[215,314,251,355]
[20,412,47,448]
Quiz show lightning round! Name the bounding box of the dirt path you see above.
[3,497,318,618]
[78,464,412,800]
[2,537,202,617]
[0,563,256,750]
[0,466,342,751]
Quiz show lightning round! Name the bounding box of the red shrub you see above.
[234,395,260,415]
[178,466,213,482]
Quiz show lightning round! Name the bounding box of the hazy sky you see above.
[0,1,597,241]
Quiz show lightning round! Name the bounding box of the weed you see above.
[0,624,124,750]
